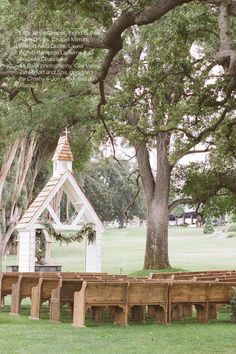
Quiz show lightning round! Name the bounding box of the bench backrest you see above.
[128,281,169,306]
[0,273,20,294]
[85,281,128,305]
[169,281,210,303]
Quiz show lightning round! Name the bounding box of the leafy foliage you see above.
[83,157,146,225]
[203,218,214,235]
[227,223,236,233]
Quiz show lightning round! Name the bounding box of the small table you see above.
[6,265,62,272]
[6,265,19,272]
[35,265,62,272]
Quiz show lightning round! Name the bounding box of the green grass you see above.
[6,226,236,273]
[0,305,235,354]
[2,226,236,354]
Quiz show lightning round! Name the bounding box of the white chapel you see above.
[15,134,104,272]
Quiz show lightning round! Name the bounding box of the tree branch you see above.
[168,198,194,212]
[127,110,155,203]
[124,172,141,221]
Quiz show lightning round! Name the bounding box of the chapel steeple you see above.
[52,131,74,176]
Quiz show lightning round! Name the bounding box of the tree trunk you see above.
[144,162,171,269]
[143,133,171,269]
[128,109,171,269]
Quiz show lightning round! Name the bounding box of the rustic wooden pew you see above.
[73,280,129,327]
[169,281,211,323]
[30,272,61,320]
[30,272,107,319]
[168,280,234,323]
[72,279,170,327]
[128,280,169,324]
[168,275,227,320]
[10,273,42,315]
[192,275,236,282]
[163,273,234,282]
[48,274,128,322]
[0,273,20,302]
[30,273,108,321]
[216,277,236,283]
[150,270,236,281]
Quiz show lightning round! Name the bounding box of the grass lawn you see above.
[1,226,236,354]
[5,226,236,273]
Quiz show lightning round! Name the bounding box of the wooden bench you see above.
[30,272,62,320]
[168,280,234,323]
[150,270,236,280]
[10,273,42,315]
[49,273,120,322]
[73,279,169,327]
[0,272,21,305]
[30,272,107,321]
[73,280,129,327]
[128,280,169,324]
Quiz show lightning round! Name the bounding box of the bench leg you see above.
[114,306,128,326]
[73,289,86,327]
[148,305,167,324]
[195,304,209,323]
[171,304,182,321]
[109,306,116,320]
[10,283,21,315]
[29,286,41,320]
[0,297,5,308]
[49,286,61,323]
[183,304,192,318]
[131,306,145,322]
[92,306,103,322]
[148,305,155,317]
[209,304,217,320]
[50,298,60,323]
[155,305,167,324]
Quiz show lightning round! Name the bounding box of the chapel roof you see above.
[52,135,74,161]
[16,170,104,232]
[17,175,62,228]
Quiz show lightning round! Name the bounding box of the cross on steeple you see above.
[63,127,70,140]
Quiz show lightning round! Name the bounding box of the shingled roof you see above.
[16,170,104,233]
[52,135,74,161]
[17,175,62,228]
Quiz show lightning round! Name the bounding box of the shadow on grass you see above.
[0,303,232,328]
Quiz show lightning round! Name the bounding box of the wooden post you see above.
[10,275,22,315]
[49,284,62,322]
[18,230,35,272]
[85,237,97,272]
[73,282,87,327]
[30,278,42,320]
